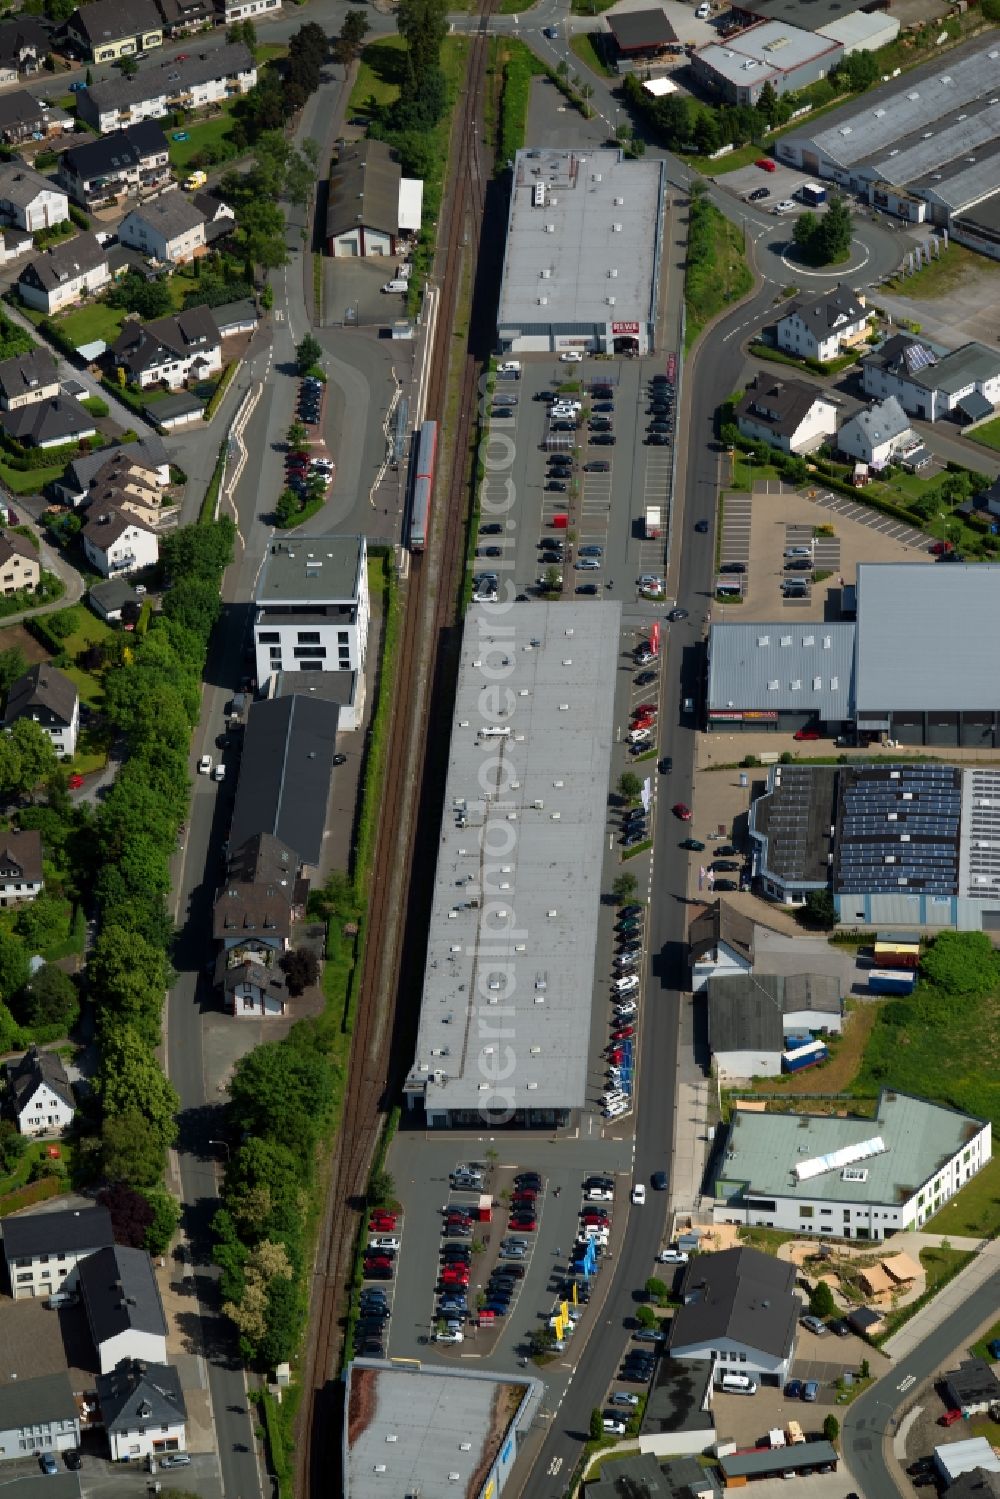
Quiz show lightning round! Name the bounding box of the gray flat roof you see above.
[344,1362,541,1499]
[255,535,363,606]
[708,622,855,720]
[743,0,864,32]
[406,602,620,1116]
[782,35,1000,173]
[721,1443,837,1478]
[715,1090,987,1206]
[855,563,1000,712]
[497,149,664,334]
[0,1372,76,1429]
[697,20,840,84]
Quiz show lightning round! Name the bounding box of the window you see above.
[297,631,321,644]
[338,630,349,644]
[293,646,326,659]
[799,1206,814,1219]
[258,631,279,643]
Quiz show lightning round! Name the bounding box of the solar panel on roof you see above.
[903,342,936,374]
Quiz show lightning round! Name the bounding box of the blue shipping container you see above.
[868,968,916,996]
[782,1041,828,1072]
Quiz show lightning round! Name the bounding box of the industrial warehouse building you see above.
[713,1091,992,1239]
[775,36,1000,242]
[708,563,1000,745]
[691,21,843,107]
[748,759,1000,930]
[496,149,666,357]
[403,601,621,1127]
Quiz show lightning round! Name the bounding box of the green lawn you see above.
[926,1155,1000,1241]
[349,36,408,113]
[45,604,113,708]
[685,198,752,353]
[970,416,1000,454]
[570,0,617,14]
[168,107,238,171]
[255,42,287,63]
[729,454,781,489]
[881,243,997,300]
[971,1317,1000,1360]
[0,1139,75,1201]
[569,31,614,76]
[0,462,65,495]
[53,300,126,349]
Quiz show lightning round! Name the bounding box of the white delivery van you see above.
[381,279,408,293]
[720,1373,758,1395]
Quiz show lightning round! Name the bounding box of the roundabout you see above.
[778,234,873,278]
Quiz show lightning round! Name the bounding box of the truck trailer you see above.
[868,968,916,996]
[645,505,662,539]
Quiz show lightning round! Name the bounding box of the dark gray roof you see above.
[61,121,167,184]
[740,0,863,30]
[782,282,867,338]
[82,502,151,551]
[0,529,37,568]
[19,232,108,294]
[89,578,140,613]
[670,1247,799,1361]
[63,434,167,494]
[641,1358,716,1441]
[96,1358,186,1431]
[8,1044,74,1113]
[708,972,841,1052]
[149,391,205,422]
[326,138,401,241]
[750,764,839,889]
[68,0,161,46]
[211,298,258,333]
[946,1471,1000,1499]
[689,899,754,965]
[78,1245,167,1343]
[0,395,95,447]
[1,1204,113,1260]
[0,160,62,212]
[957,390,994,424]
[83,40,253,113]
[833,762,961,898]
[112,303,218,376]
[0,828,43,885]
[5,663,78,730]
[946,1360,1000,1407]
[736,374,830,440]
[721,1443,837,1479]
[846,1305,882,1332]
[607,8,677,48]
[228,695,340,868]
[587,1454,718,1499]
[0,346,57,403]
[0,1371,76,1430]
[122,192,205,244]
[0,16,50,66]
[0,89,55,137]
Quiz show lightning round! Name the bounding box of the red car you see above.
[369,1210,397,1226]
[607,1048,624,1065]
[929,540,953,555]
[938,1409,963,1427]
[672,802,692,820]
[635,703,658,716]
[441,1267,470,1283]
[509,1215,537,1231]
[755,157,776,171]
[793,727,820,742]
[631,717,656,733]
[365,1259,394,1274]
[612,1025,635,1040]
[68,772,85,790]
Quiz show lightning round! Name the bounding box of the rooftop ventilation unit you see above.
[795,1136,886,1182]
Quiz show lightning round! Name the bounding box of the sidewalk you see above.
[882,1240,1000,1360]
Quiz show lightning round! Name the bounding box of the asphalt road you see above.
[842,1266,1000,1499]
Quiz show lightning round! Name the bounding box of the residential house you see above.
[78,1245,168,1373]
[0,226,34,267]
[217,0,281,26]
[219,955,290,1017]
[57,121,170,208]
[7,1045,75,1136]
[0,531,40,595]
[689,900,754,993]
[77,42,256,133]
[0,1203,114,1300]
[0,91,73,147]
[17,232,111,315]
[213,832,297,957]
[153,0,216,35]
[4,663,79,756]
[118,193,206,264]
[55,434,169,506]
[707,972,843,1079]
[0,829,43,906]
[88,472,163,529]
[837,395,925,470]
[776,283,870,364]
[96,1359,187,1462]
[668,1247,801,1385]
[111,303,221,388]
[735,374,838,454]
[0,348,58,411]
[82,505,158,578]
[0,161,69,233]
[0,396,96,450]
[194,190,236,245]
[88,578,142,624]
[64,0,163,63]
[861,335,1000,424]
[0,18,52,85]
[945,1360,1000,1418]
[712,1091,992,1239]
[326,138,423,257]
[943,1469,1000,1499]
[0,1374,80,1460]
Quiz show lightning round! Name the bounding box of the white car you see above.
[658,1248,689,1264]
[434,1327,464,1343]
[560,350,583,362]
[587,1187,614,1201]
[213,763,226,782]
[772,200,797,214]
[695,1,711,15]
[632,1184,646,1206]
[369,1236,400,1251]
[198,754,212,775]
[583,1227,610,1244]
[605,1099,629,1118]
[614,974,639,995]
[603,1418,626,1435]
[614,1000,638,1017]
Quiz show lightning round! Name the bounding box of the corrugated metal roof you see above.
[708,622,855,719]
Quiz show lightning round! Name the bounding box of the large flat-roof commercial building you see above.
[775,37,1000,239]
[343,1361,543,1499]
[691,22,842,107]
[708,563,1000,746]
[403,601,620,1128]
[713,1091,992,1239]
[749,760,1000,929]
[497,149,666,357]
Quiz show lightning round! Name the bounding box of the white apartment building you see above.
[253,535,370,689]
[1,1204,114,1300]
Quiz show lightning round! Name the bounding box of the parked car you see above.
[755,156,776,171]
[679,838,705,851]
[784,1380,803,1400]
[802,1381,820,1402]
[794,726,821,741]
[657,1248,688,1264]
[800,1315,827,1336]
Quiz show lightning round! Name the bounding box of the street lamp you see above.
[208,1139,231,1161]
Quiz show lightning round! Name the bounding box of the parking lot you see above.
[715,160,818,215]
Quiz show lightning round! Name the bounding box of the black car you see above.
[710,860,739,872]
[622,832,646,848]
[747,185,769,201]
[652,1170,669,1191]
[592,386,614,399]
[551,421,576,432]
[515,1171,542,1187]
[620,904,642,917]
[649,404,673,416]
[493,408,515,419]
[590,433,616,445]
[694,519,709,533]
[720,561,746,573]
[584,460,611,472]
[545,480,567,491]
[482,546,502,557]
[648,421,671,432]
[365,1266,393,1279]
[589,419,613,431]
[360,1340,385,1357]
[785,557,812,571]
[908,1461,936,1478]
[534,390,556,402]
[659,757,673,774]
[635,671,656,686]
[714,879,739,891]
[646,434,671,445]
[480,523,503,535]
[64,1454,82,1472]
[576,584,598,595]
[622,810,646,824]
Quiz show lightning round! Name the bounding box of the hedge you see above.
[203,360,238,422]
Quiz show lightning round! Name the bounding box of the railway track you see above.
[298,11,498,1497]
